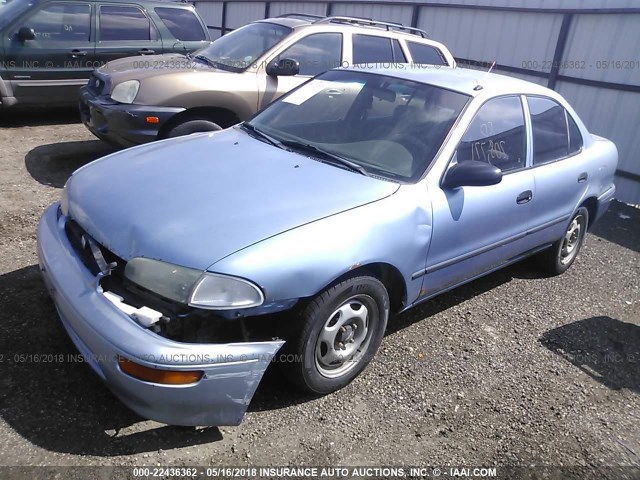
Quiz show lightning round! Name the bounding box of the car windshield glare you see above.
[249,70,470,182]
[194,22,291,72]
[0,0,34,29]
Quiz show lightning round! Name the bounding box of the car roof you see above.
[344,65,557,98]
[258,18,311,28]
[257,15,431,41]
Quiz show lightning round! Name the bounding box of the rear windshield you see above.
[155,7,206,42]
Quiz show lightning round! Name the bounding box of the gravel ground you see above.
[0,110,638,478]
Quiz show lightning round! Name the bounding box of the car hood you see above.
[66,128,399,271]
[98,53,221,81]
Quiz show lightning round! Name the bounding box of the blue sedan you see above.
[37,66,618,426]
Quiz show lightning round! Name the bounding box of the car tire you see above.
[167,119,222,138]
[286,276,389,394]
[537,207,589,275]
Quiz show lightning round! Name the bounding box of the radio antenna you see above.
[474,60,496,91]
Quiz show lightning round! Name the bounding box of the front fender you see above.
[209,184,432,308]
[136,71,258,120]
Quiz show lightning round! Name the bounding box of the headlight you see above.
[124,258,264,310]
[125,258,201,304]
[189,273,264,310]
[111,80,140,104]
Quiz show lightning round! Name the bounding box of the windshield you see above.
[193,22,291,72]
[248,70,470,182]
[0,0,33,29]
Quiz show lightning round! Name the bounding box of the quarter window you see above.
[567,112,583,155]
[527,96,579,165]
[353,35,404,64]
[455,96,526,173]
[20,3,90,42]
[99,5,156,41]
[155,7,206,41]
[277,33,342,76]
[407,42,447,66]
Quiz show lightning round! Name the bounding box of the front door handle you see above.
[578,172,588,183]
[69,50,87,58]
[137,48,155,55]
[516,190,533,204]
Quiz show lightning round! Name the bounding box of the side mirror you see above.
[442,160,502,189]
[17,27,36,42]
[266,58,300,77]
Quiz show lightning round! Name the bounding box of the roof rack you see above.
[277,13,326,22]
[314,16,429,38]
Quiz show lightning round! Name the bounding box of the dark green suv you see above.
[0,0,210,108]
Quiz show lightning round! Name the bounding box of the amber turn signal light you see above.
[118,356,203,385]
[145,116,160,124]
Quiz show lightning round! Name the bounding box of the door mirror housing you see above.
[17,27,36,42]
[442,161,503,189]
[266,58,300,77]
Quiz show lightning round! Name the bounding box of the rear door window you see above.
[155,7,206,41]
[353,34,405,64]
[527,96,576,165]
[99,5,156,41]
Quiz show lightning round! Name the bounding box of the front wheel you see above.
[537,207,589,275]
[166,118,222,138]
[286,276,389,394]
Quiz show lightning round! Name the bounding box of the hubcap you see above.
[560,215,584,265]
[314,296,373,378]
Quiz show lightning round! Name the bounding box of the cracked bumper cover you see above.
[36,204,284,426]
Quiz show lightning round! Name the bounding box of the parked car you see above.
[38,66,617,426]
[0,0,210,108]
[78,14,455,147]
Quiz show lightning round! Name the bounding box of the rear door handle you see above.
[69,50,87,58]
[578,172,588,183]
[138,49,155,55]
[516,190,533,204]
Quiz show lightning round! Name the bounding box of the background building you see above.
[194,0,640,204]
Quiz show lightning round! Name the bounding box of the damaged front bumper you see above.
[79,86,184,147]
[36,203,284,426]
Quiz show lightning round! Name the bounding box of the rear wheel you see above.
[166,118,222,138]
[286,276,389,394]
[537,207,589,275]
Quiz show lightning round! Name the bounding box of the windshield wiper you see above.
[280,140,370,176]
[193,55,238,71]
[193,54,221,68]
[240,123,287,150]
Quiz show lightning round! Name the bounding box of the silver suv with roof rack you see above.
[79,13,455,147]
